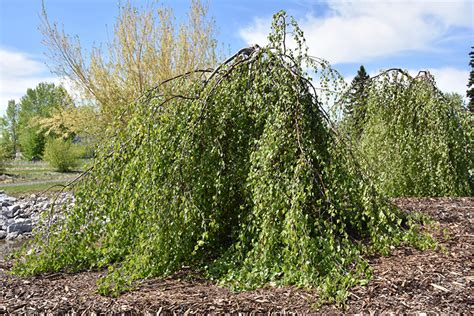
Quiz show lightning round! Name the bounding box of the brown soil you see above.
[1,197,472,314]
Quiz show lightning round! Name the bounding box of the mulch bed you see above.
[1,197,472,314]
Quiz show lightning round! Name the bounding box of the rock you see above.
[7,219,32,234]
[13,208,23,218]
[19,203,30,209]
[15,218,30,224]
[6,218,16,226]
[17,211,30,218]
[8,205,20,212]
[5,197,16,203]
[0,192,75,240]
[6,232,19,240]
[3,209,14,218]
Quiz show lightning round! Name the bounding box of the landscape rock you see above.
[8,205,20,213]
[7,220,32,234]
[2,209,14,219]
[5,232,19,240]
[0,192,74,241]
[4,197,16,204]
[6,218,15,226]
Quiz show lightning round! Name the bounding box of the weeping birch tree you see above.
[343,70,472,197]
[14,12,433,305]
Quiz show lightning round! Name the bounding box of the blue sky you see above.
[0,0,473,114]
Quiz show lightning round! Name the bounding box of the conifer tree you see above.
[467,47,474,113]
[345,65,370,136]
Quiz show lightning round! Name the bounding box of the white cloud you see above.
[426,67,469,96]
[0,48,61,115]
[239,0,473,64]
[0,49,45,77]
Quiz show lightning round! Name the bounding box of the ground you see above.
[0,197,472,314]
[0,160,88,196]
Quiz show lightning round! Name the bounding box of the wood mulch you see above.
[1,197,472,314]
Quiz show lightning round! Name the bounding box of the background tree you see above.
[467,47,474,113]
[0,100,20,158]
[354,70,472,197]
[345,65,370,136]
[40,0,218,141]
[18,82,73,160]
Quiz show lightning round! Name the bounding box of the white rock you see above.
[8,205,20,212]
[6,232,19,240]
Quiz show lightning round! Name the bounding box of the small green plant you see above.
[43,138,79,172]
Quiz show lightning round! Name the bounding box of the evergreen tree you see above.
[346,65,370,136]
[467,47,474,113]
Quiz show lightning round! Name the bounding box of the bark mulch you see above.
[1,197,472,314]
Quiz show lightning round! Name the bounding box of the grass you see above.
[0,182,70,197]
[0,159,90,197]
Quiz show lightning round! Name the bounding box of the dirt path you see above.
[0,197,472,314]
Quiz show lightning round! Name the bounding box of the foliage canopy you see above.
[40,0,218,141]
[14,12,432,303]
[0,100,19,159]
[345,70,473,197]
[15,82,73,161]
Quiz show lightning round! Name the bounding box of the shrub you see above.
[43,138,79,172]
